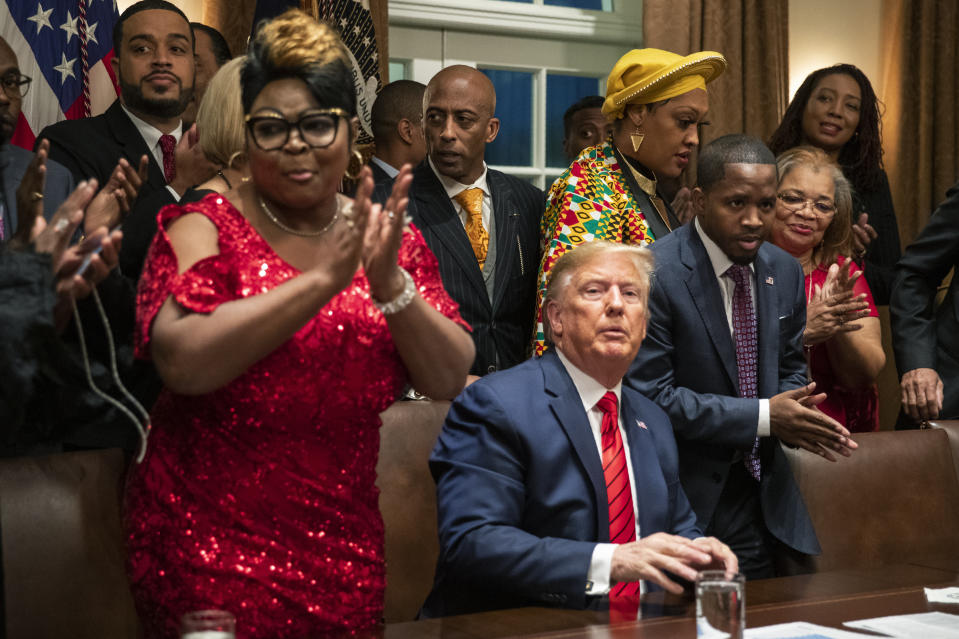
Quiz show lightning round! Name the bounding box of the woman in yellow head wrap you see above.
[533,48,726,353]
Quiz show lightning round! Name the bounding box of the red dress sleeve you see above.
[135,196,242,359]
[398,223,471,332]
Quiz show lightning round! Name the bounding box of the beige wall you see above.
[117,0,204,21]
[788,0,883,100]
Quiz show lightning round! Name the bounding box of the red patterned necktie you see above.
[596,391,640,610]
[725,264,762,481]
[159,134,177,183]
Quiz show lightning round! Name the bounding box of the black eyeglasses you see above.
[245,108,349,151]
[777,192,836,217]
[1,73,31,98]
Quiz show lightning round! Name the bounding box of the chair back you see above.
[377,400,450,622]
[926,420,959,485]
[0,448,139,639]
[784,429,959,571]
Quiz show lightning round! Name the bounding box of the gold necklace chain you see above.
[258,194,340,237]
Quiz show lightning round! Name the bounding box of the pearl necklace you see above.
[259,194,340,237]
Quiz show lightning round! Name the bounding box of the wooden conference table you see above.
[358,561,959,639]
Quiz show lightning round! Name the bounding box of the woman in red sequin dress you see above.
[770,147,885,432]
[124,11,474,638]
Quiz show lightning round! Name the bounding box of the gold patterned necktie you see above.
[453,187,488,268]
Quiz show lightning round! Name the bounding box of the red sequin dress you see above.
[806,256,880,432]
[125,194,466,638]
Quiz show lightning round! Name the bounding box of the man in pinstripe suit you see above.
[376,65,543,378]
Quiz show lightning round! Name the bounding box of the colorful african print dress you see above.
[534,141,659,354]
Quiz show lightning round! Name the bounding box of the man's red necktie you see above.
[159,134,176,183]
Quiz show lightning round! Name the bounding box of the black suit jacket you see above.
[368,158,393,187]
[38,99,178,280]
[374,160,543,375]
[890,182,959,418]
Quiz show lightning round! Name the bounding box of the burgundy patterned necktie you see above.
[596,391,640,610]
[159,134,177,183]
[725,265,762,481]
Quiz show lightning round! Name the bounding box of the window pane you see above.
[481,68,534,167]
[546,74,603,169]
[388,60,408,82]
[545,0,607,8]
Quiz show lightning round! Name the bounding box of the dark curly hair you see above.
[768,64,884,193]
[241,9,356,117]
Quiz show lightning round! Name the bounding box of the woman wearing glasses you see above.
[124,11,473,638]
[770,146,885,433]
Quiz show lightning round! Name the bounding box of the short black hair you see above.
[371,80,426,142]
[698,134,776,192]
[191,22,232,67]
[112,0,194,55]
[562,95,605,138]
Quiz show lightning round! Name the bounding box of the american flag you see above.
[2,0,119,150]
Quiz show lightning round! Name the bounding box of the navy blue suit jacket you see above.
[0,144,74,236]
[373,160,543,376]
[421,350,701,617]
[626,222,820,555]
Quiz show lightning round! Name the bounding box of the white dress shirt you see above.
[555,349,642,596]
[371,155,399,179]
[121,105,183,199]
[694,217,770,437]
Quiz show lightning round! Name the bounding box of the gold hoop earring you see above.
[344,148,364,180]
[630,130,645,153]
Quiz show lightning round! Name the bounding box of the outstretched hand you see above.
[359,164,413,303]
[770,382,857,461]
[851,212,877,260]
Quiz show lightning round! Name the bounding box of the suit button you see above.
[487,365,497,374]
[711,472,722,483]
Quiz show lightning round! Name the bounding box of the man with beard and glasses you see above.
[39,0,215,280]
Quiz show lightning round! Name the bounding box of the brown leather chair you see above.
[0,449,139,639]
[376,400,450,622]
[926,420,959,485]
[784,429,959,572]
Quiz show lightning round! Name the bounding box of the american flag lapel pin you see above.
[765,276,775,285]
[636,420,647,430]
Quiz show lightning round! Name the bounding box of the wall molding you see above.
[389,0,643,46]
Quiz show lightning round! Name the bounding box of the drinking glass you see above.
[695,570,745,639]
[180,609,236,639]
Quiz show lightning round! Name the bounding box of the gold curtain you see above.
[880,0,959,245]
[199,0,390,83]
[642,0,789,187]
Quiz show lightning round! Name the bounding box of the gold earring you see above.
[344,148,364,180]
[630,129,645,153]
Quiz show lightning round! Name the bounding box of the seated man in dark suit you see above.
[374,65,543,377]
[422,241,737,618]
[891,184,959,423]
[369,80,427,185]
[38,0,214,280]
[628,134,857,579]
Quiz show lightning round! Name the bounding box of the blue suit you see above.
[0,144,74,237]
[421,350,702,617]
[627,222,819,557]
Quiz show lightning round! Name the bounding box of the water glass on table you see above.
[696,570,745,639]
[180,610,236,639]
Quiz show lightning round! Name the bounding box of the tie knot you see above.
[724,264,751,287]
[453,187,483,218]
[595,391,618,416]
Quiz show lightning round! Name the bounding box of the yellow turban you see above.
[603,48,727,119]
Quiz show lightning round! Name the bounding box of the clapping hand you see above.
[11,140,51,250]
[804,262,870,346]
[671,186,695,225]
[84,155,149,233]
[851,212,877,261]
[358,164,413,304]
